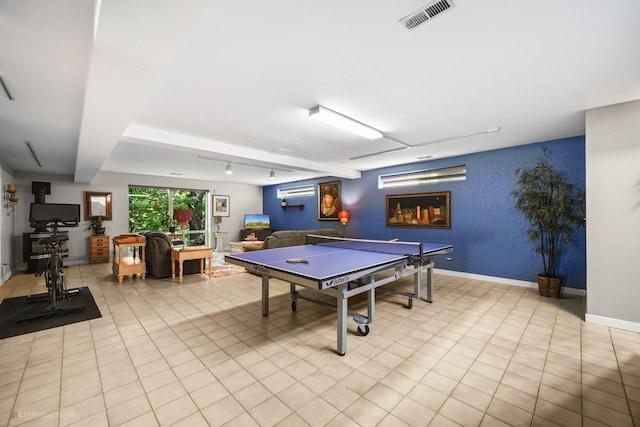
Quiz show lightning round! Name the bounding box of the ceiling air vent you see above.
[399,0,454,31]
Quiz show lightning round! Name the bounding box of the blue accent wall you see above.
[263,137,586,289]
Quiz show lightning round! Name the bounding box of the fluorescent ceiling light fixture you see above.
[225,162,232,174]
[378,165,466,189]
[277,185,315,199]
[309,105,383,140]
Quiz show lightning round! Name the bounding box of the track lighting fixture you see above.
[225,163,233,175]
[269,170,276,179]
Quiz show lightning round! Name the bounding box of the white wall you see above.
[9,171,262,271]
[1,167,17,282]
[585,98,640,331]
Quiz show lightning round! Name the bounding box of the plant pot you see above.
[537,275,562,298]
[93,228,106,236]
[169,226,176,233]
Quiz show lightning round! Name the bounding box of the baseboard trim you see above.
[433,268,587,297]
[585,314,640,333]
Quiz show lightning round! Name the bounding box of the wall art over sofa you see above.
[386,191,450,229]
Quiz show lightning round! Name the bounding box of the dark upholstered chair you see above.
[142,231,201,279]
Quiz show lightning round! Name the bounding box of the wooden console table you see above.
[171,246,213,283]
[112,234,146,283]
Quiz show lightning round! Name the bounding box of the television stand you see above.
[240,229,272,241]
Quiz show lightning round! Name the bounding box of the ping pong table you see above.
[224,235,453,355]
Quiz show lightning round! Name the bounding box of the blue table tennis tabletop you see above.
[226,242,453,286]
[224,239,452,355]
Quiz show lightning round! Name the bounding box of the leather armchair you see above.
[142,231,201,279]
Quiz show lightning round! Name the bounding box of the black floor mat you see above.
[0,287,101,339]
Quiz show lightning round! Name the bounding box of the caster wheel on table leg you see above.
[357,324,370,336]
[291,300,297,312]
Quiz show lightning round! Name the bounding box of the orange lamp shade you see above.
[173,209,192,225]
[338,210,350,225]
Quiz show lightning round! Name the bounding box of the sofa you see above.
[260,228,343,250]
[142,231,202,279]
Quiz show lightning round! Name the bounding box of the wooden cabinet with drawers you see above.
[89,235,110,264]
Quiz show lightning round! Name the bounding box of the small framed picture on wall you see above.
[212,195,230,217]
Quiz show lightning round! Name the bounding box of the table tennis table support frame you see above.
[259,262,425,355]
[377,257,436,307]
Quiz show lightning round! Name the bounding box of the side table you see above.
[112,234,146,283]
[171,246,213,283]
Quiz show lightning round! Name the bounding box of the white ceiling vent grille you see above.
[399,0,454,31]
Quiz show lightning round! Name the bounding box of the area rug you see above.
[211,265,246,277]
[0,287,101,339]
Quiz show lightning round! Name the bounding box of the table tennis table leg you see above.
[261,275,270,316]
[413,260,434,304]
[367,289,375,323]
[337,284,347,356]
[425,265,433,303]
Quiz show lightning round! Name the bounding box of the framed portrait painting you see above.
[386,191,451,229]
[318,181,341,220]
[212,195,230,217]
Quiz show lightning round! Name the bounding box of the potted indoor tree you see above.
[511,147,585,298]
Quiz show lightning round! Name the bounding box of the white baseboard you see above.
[434,268,587,297]
[434,269,640,333]
[585,314,640,333]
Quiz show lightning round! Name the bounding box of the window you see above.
[378,165,466,189]
[128,186,208,246]
[277,184,315,199]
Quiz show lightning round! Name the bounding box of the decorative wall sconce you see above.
[338,210,350,226]
[3,184,18,215]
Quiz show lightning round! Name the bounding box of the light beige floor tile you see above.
[3,266,638,427]
[582,399,634,427]
[233,382,273,410]
[106,394,152,426]
[153,394,198,426]
[297,397,340,427]
[439,397,484,426]
[391,396,436,426]
[534,399,581,427]
[276,382,316,411]
[451,383,492,412]
[248,395,291,426]
[343,397,388,426]
[59,394,105,427]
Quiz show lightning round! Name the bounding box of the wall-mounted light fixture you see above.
[225,163,233,175]
[3,184,18,215]
[338,210,351,226]
[269,170,276,179]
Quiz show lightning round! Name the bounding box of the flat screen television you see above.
[29,203,80,229]
[244,214,270,230]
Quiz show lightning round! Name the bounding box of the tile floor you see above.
[0,262,639,426]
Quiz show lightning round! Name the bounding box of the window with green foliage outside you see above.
[128,186,209,246]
